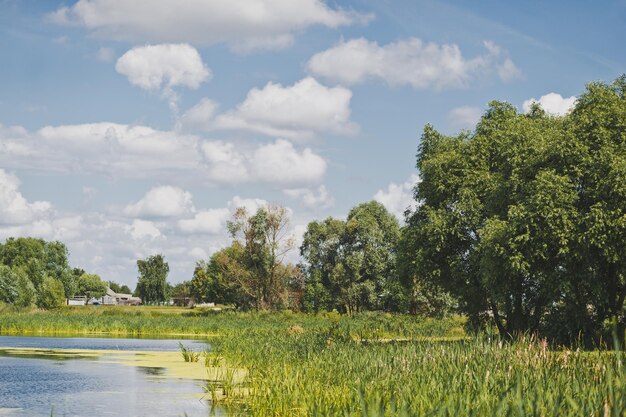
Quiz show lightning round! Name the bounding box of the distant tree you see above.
[0,237,73,296]
[301,201,401,314]
[119,284,132,294]
[135,254,169,304]
[226,204,295,309]
[14,268,35,308]
[108,281,122,293]
[37,276,66,309]
[0,265,18,304]
[170,280,193,301]
[77,273,107,300]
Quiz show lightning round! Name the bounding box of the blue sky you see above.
[0,0,624,286]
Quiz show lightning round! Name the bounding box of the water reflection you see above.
[0,336,224,417]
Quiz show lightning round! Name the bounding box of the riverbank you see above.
[0,305,466,339]
[3,307,625,416]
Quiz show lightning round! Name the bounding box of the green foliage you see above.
[0,265,19,304]
[37,276,66,309]
[190,204,300,310]
[0,237,73,294]
[407,76,626,343]
[14,268,35,308]
[135,254,169,304]
[225,204,298,310]
[301,201,402,313]
[0,237,84,308]
[77,273,107,299]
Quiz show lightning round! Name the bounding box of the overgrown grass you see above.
[0,305,465,339]
[206,326,626,416]
[5,305,623,416]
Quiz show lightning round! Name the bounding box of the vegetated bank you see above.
[0,304,465,339]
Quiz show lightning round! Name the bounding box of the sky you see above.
[0,0,624,286]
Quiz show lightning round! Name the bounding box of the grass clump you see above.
[178,342,200,362]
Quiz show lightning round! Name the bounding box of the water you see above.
[0,336,225,417]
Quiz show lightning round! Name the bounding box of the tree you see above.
[407,76,626,343]
[107,281,131,294]
[135,254,169,304]
[0,265,18,304]
[77,273,107,300]
[170,280,192,300]
[37,275,66,309]
[226,204,295,309]
[300,201,401,313]
[0,237,74,296]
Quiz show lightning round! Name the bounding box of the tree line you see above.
[190,76,626,343]
[1,77,624,344]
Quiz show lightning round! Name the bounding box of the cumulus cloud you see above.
[127,219,162,240]
[227,196,270,214]
[178,208,230,235]
[283,185,334,209]
[0,123,327,186]
[447,106,483,131]
[307,38,519,89]
[200,139,327,184]
[116,44,210,91]
[50,0,371,52]
[180,98,219,130]
[373,174,420,221]
[249,140,327,184]
[124,186,194,218]
[522,93,577,116]
[190,77,357,139]
[0,169,51,225]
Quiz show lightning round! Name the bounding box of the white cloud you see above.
[181,98,219,130]
[116,43,210,91]
[178,209,230,235]
[124,186,194,218]
[228,196,270,214]
[50,0,371,52]
[447,106,482,131]
[0,169,51,225]
[191,77,357,139]
[96,46,115,62]
[249,140,327,184]
[373,174,420,221]
[127,219,162,240]
[497,58,523,82]
[0,123,327,186]
[307,38,519,89]
[522,93,577,116]
[189,247,208,260]
[284,185,334,209]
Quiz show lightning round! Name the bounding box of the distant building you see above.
[86,288,142,306]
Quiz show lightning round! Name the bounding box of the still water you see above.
[0,335,225,417]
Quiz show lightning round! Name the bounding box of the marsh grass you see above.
[178,342,200,362]
[204,326,626,417]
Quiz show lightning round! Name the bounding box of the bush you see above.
[37,276,66,309]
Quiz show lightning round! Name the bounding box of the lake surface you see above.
[0,335,225,417]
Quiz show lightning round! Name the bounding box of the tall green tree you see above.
[135,254,169,304]
[407,76,626,342]
[0,237,74,296]
[301,201,401,313]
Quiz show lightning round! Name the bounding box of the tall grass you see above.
[5,306,623,416]
[0,306,465,339]
[205,325,626,416]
